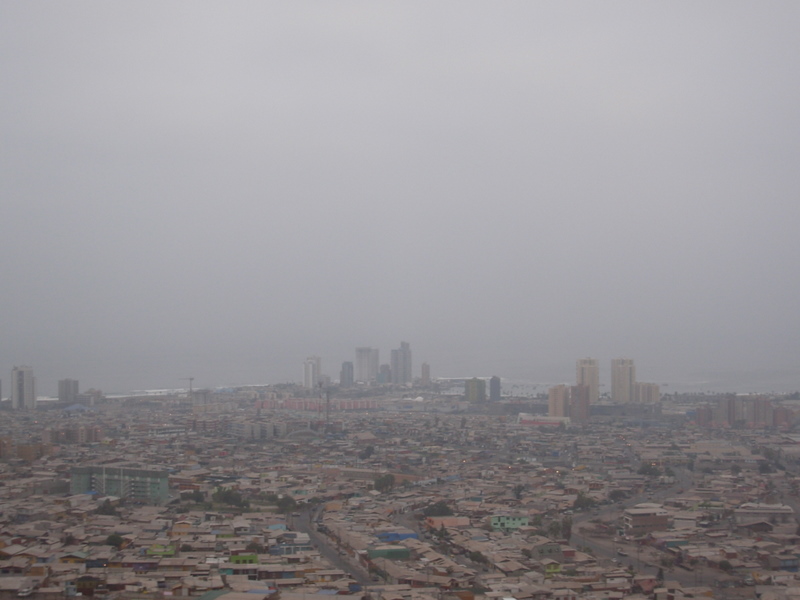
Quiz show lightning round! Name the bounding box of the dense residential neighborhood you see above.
[2,385,800,600]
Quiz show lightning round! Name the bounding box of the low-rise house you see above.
[734,503,794,527]
[623,505,670,537]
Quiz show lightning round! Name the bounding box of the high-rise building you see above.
[611,358,636,404]
[303,356,321,389]
[576,358,599,404]
[340,362,354,388]
[378,364,392,384]
[58,379,79,404]
[633,382,660,404]
[11,366,35,410]
[465,378,487,403]
[548,384,590,423]
[355,347,379,383]
[570,384,591,423]
[390,341,412,385]
[489,376,501,402]
[421,362,431,386]
[548,384,569,417]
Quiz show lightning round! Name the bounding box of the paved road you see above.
[291,508,372,586]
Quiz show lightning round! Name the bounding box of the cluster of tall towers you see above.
[578,357,659,404]
[304,342,415,389]
[5,366,81,410]
[549,358,660,421]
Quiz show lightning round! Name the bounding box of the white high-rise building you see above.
[576,358,599,404]
[355,347,379,383]
[11,366,36,410]
[303,356,321,389]
[611,358,636,404]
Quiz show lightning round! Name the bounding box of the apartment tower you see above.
[611,358,636,404]
[489,376,501,402]
[390,341,412,385]
[548,384,569,417]
[59,379,79,404]
[340,362,354,388]
[421,362,431,386]
[11,366,36,410]
[303,356,322,389]
[576,358,599,404]
[355,347,379,383]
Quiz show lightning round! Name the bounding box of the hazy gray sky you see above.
[2,3,799,394]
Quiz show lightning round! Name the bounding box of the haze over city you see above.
[2,3,799,395]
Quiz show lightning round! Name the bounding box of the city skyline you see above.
[2,4,798,397]
[1,349,797,398]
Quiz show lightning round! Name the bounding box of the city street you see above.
[292,508,373,586]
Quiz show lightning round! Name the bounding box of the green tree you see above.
[573,492,596,510]
[212,487,249,508]
[609,489,627,502]
[561,516,573,541]
[359,445,375,460]
[106,533,124,549]
[276,495,297,514]
[512,483,525,500]
[423,500,453,517]
[638,463,662,477]
[433,524,450,539]
[95,499,118,516]
[719,560,732,572]
[468,551,488,564]
[374,474,395,493]
[547,521,562,539]
[181,490,205,503]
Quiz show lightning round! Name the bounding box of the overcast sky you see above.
[2,3,799,395]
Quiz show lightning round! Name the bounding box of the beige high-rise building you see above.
[548,384,569,417]
[611,358,636,404]
[549,384,590,422]
[634,382,660,404]
[576,358,599,404]
[570,384,591,423]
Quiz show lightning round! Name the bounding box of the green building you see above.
[71,465,169,504]
[465,378,487,403]
[489,514,529,532]
[367,546,410,560]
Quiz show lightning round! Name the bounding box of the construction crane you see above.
[180,377,194,402]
